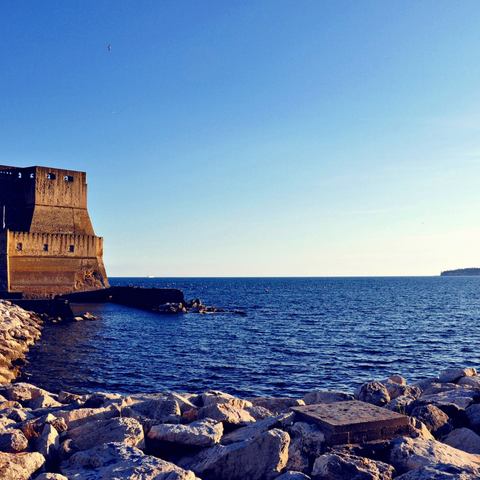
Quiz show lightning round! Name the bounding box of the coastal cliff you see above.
[2,301,480,479]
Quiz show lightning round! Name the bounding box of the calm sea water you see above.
[20,277,480,398]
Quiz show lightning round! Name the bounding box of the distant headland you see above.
[440,268,480,276]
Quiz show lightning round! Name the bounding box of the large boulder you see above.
[458,376,480,389]
[439,368,476,384]
[385,382,421,401]
[196,403,256,427]
[148,418,223,447]
[178,428,290,480]
[121,397,181,430]
[389,437,480,474]
[354,382,390,407]
[0,429,28,453]
[410,405,452,439]
[56,404,120,429]
[34,423,59,470]
[311,452,394,480]
[67,417,145,451]
[60,441,197,479]
[202,391,252,409]
[443,427,480,454]
[0,451,45,480]
[221,412,294,445]
[466,404,480,434]
[286,421,326,474]
[27,394,62,410]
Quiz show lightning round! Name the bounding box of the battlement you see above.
[0,165,108,298]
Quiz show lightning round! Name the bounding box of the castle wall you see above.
[0,165,109,298]
[6,231,108,298]
[0,231,9,292]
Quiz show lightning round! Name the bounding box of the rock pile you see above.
[0,300,42,385]
[1,371,480,479]
[2,301,480,479]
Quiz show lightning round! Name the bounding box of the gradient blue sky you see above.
[2,1,480,276]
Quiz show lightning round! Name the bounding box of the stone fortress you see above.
[0,165,109,298]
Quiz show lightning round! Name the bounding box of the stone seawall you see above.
[2,301,480,479]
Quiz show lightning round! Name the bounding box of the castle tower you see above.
[0,165,109,298]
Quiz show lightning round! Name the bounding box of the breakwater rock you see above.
[2,303,480,478]
[0,300,43,385]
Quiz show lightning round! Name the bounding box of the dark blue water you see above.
[21,277,480,397]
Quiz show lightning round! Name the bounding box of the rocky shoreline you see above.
[2,301,480,479]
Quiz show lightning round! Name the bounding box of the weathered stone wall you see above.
[0,231,8,292]
[0,165,108,298]
[6,232,108,298]
[0,166,94,235]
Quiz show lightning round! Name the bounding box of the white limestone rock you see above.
[245,405,273,420]
[1,382,49,404]
[221,411,294,445]
[303,390,354,405]
[311,452,395,480]
[178,428,290,480]
[202,390,252,409]
[67,417,145,451]
[196,402,256,426]
[121,397,181,428]
[61,441,198,480]
[389,436,480,474]
[439,368,476,384]
[28,394,62,410]
[0,450,45,480]
[56,404,120,429]
[443,427,480,454]
[148,418,223,447]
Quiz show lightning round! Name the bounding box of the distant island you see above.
[441,268,480,276]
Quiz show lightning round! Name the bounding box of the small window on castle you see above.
[16,243,22,251]
[29,173,35,179]
[43,244,48,251]
[64,175,73,182]
[18,172,22,179]
[47,173,56,180]
[69,245,74,252]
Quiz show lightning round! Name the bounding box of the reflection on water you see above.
[20,277,480,397]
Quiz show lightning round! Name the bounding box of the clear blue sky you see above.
[2,1,480,277]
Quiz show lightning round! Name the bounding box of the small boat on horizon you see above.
[147,275,155,278]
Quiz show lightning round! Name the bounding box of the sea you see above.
[20,276,480,398]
